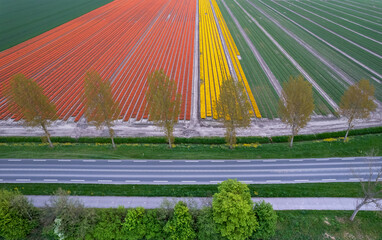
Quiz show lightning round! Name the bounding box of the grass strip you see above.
[1,182,373,198]
[0,133,380,159]
[273,210,382,240]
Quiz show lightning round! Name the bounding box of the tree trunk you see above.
[344,122,352,142]
[168,134,172,149]
[108,126,116,149]
[41,123,53,148]
[350,202,363,221]
[289,134,294,148]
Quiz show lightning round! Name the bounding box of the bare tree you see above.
[278,75,314,147]
[339,79,377,142]
[145,70,182,148]
[83,70,121,149]
[350,153,382,221]
[216,77,251,149]
[3,73,57,147]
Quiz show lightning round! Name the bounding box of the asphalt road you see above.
[0,157,381,184]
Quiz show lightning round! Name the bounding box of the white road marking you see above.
[263,160,276,162]
[70,179,84,182]
[125,180,141,183]
[240,180,253,183]
[44,179,58,182]
[83,160,96,162]
[342,158,355,160]
[8,159,21,162]
[185,160,199,162]
[266,180,281,183]
[0,179,3,181]
[322,179,336,181]
[133,160,147,162]
[349,178,363,181]
[210,181,222,183]
[159,160,173,163]
[98,180,112,183]
[181,181,197,183]
[289,159,303,162]
[316,159,329,161]
[153,180,168,183]
[237,160,251,162]
[108,160,121,163]
[294,179,309,182]
[33,160,46,162]
[16,179,30,181]
[211,160,224,162]
[58,160,71,162]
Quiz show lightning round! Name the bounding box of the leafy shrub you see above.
[0,189,39,240]
[252,201,277,240]
[144,209,166,239]
[122,207,146,240]
[41,188,95,240]
[164,201,196,240]
[86,207,126,240]
[197,207,220,240]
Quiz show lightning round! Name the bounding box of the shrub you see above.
[164,201,196,240]
[197,207,220,240]
[87,207,126,240]
[0,189,39,240]
[122,207,146,240]
[252,201,277,240]
[144,209,166,239]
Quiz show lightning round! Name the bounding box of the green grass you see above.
[273,210,382,240]
[0,133,380,160]
[2,182,379,198]
[0,0,112,51]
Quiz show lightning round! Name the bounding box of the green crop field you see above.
[216,0,382,118]
[0,0,112,51]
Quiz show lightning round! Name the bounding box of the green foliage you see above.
[252,201,277,240]
[144,209,166,240]
[213,179,258,240]
[0,189,38,240]
[164,201,196,240]
[197,207,221,240]
[41,188,95,240]
[146,69,182,148]
[217,77,252,149]
[86,207,126,240]
[122,207,146,240]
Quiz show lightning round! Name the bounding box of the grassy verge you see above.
[1,182,374,198]
[273,210,382,240]
[0,133,380,159]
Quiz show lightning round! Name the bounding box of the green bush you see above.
[144,209,166,239]
[164,201,196,240]
[213,179,258,240]
[0,189,39,240]
[197,207,221,240]
[122,207,146,240]
[86,207,126,240]
[252,201,277,240]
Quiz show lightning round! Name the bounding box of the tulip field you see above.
[0,0,381,122]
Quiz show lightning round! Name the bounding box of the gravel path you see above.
[26,195,382,210]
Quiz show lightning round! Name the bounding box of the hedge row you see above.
[0,126,381,144]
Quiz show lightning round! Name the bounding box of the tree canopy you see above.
[212,179,258,240]
[83,70,121,148]
[278,75,314,147]
[339,79,377,142]
[3,73,57,147]
[217,77,251,149]
[145,70,182,148]
[164,201,196,240]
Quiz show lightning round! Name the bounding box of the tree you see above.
[252,200,277,240]
[0,189,39,240]
[83,70,121,149]
[88,207,126,240]
[164,201,196,240]
[3,73,57,147]
[339,79,377,142]
[197,207,221,240]
[212,179,258,240]
[216,77,251,149]
[278,75,314,147]
[122,207,146,240]
[41,188,95,240]
[146,70,182,148]
[350,156,382,221]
